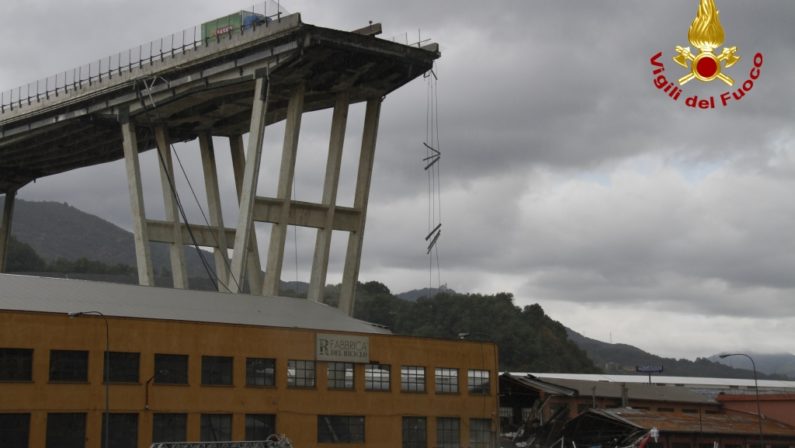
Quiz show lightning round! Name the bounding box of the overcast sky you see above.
[2,0,795,360]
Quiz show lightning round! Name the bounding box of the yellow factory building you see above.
[0,274,498,448]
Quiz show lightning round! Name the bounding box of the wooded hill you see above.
[4,198,789,378]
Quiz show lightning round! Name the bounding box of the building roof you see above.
[502,374,716,405]
[542,377,715,404]
[500,372,577,397]
[0,274,390,335]
[519,372,795,392]
[585,408,795,437]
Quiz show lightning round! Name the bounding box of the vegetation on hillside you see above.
[327,281,601,373]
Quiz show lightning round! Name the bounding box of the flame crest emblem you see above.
[673,0,740,86]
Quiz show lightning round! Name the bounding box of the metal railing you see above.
[0,1,288,115]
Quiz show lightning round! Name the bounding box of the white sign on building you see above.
[316,333,370,363]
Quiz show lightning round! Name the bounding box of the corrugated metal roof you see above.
[0,274,390,335]
[516,372,795,391]
[500,373,578,396]
[536,377,716,404]
[590,408,795,436]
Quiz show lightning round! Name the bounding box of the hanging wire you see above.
[422,63,443,296]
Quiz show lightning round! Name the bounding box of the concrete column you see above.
[307,92,350,302]
[229,76,270,292]
[0,189,17,273]
[339,98,382,315]
[121,119,155,286]
[229,134,263,295]
[199,133,231,292]
[262,83,305,296]
[155,126,188,289]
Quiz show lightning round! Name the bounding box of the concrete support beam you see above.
[0,189,17,273]
[200,133,231,292]
[121,119,155,286]
[308,92,350,302]
[229,76,270,292]
[339,98,382,315]
[253,198,359,232]
[262,83,305,296]
[155,126,188,289]
[230,134,263,295]
[147,220,236,247]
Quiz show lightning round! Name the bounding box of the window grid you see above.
[435,367,459,394]
[101,413,138,448]
[154,354,188,385]
[0,413,30,448]
[201,414,232,442]
[317,415,365,443]
[201,356,233,386]
[0,348,33,381]
[327,362,354,390]
[402,416,427,448]
[106,352,139,383]
[469,418,492,448]
[365,364,391,391]
[152,413,187,443]
[46,413,86,448]
[467,369,490,394]
[49,350,88,382]
[288,360,315,388]
[436,417,460,448]
[401,366,425,393]
[246,358,276,387]
[246,414,276,440]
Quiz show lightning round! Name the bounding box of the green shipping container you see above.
[201,11,267,43]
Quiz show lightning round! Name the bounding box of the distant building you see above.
[500,373,721,427]
[0,274,498,448]
[717,393,795,426]
[563,407,795,448]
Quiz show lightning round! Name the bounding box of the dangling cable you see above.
[422,64,443,296]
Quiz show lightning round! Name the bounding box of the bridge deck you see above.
[0,13,439,194]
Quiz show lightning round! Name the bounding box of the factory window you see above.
[435,367,459,393]
[468,369,490,394]
[0,348,32,381]
[287,360,315,388]
[327,362,354,389]
[106,351,139,383]
[102,413,138,448]
[0,413,29,448]
[246,414,276,440]
[49,350,88,382]
[317,415,365,443]
[202,356,233,386]
[682,408,698,414]
[402,416,427,448]
[152,413,187,443]
[657,407,674,413]
[246,358,276,387]
[469,419,492,448]
[365,364,391,391]
[436,417,460,448]
[401,366,426,392]
[201,414,232,441]
[154,354,188,385]
[46,413,86,448]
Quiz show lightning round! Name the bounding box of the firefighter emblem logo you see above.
[672,0,739,86]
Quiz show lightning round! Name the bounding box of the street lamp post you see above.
[720,353,764,448]
[69,311,110,448]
